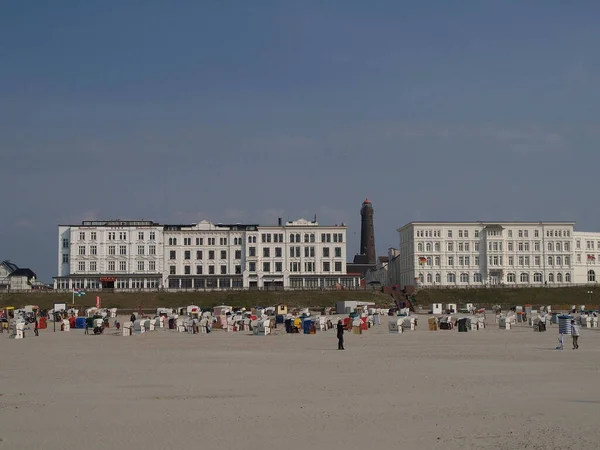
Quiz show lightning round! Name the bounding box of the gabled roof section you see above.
[0,260,19,274]
[9,268,36,279]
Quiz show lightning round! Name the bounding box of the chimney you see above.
[278,218,282,226]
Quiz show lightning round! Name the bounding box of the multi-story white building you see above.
[396,221,600,288]
[55,218,357,291]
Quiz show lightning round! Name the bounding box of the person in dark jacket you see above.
[337,319,344,350]
[34,318,39,336]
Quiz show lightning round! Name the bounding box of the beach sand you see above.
[1,315,599,449]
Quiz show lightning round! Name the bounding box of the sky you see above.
[1,0,600,282]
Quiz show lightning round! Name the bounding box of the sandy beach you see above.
[1,315,600,450]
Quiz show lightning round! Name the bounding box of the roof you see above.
[8,268,36,279]
[346,262,376,276]
[397,221,576,232]
[1,260,19,273]
[378,256,389,263]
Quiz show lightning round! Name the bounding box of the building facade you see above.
[396,221,600,288]
[0,260,39,291]
[55,218,357,291]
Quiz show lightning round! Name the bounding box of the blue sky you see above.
[1,1,600,281]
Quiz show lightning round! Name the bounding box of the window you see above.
[508,242,513,251]
[474,242,479,251]
[263,248,270,257]
[548,273,554,282]
[464,230,468,238]
[138,261,145,271]
[290,234,295,243]
[334,247,342,258]
[138,232,144,240]
[220,237,227,246]
[524,256,529,266]
[417,243,423,252]
[434,243,440,252]
[249,247,256,257]
[447,242,454,252]
[426,243,432,252]
[323,247,330,257]
[427,257,432,266]
[196,237,203,245]
[170,266,176,275]
[588,270,595,282]
[183,250,190,260]
[62,238,69,248]
[534,230,539,238]
[474,273,482,282]
[275,247,282,257]
[523,243,528,251]
[323,262,330,272]
[518,243,523,251]
[534,242,540,251]
[447,273,456,283]
[263,262,270,272]
[565,256,570,266]
[518,256,524,265]
[119,245,127,255]
[220,266,227,275]
[465,256,470,265]
[170,250,176,260]
[208,250,215,259]
[149,261,155,271]
[556,242,562,251]
[334,261,342,272]
[305,247,315,257]
[426,273,432,283]
[304,234,310,243]
[108,261,115,271]
[235,265,241,274]
[508,256,514,266]
[565,273,571,282]
[448,256,454,266]
[119,232,127,240]
[474,256,479,265]
[565,242,570,251]
[520,272,529,283]
[108,232,115,240]
[534,273,542,283]
[447,230,452,238]
[208,238,215,245]
[90,245,97,255]
[458,230,463,238]
[79,246,85,255]
[524,230,528,237]
[460,273,469,283]
[79,232,85,240]
[137,245,144,255]
[556,256,562,265]
[577,254,581,262]
[62,254,69,263]
[459,256,464,266]
[534,256,540,265]
[508,230,513,237]
[89,261,96,271]
[548,256,553,265]
[434,273,440,283]
[119,261,127,271]
[474,230,479,237]
[220,250,227,260]
[235,250,241,259]
[458,243,463,252]
[149,245,156,255]
[209,265,215,274]
[548,242,553,251]
[183,238,191,246]
[78,261,85,271]
[518,230,523,238]
[196,265,203,275]
[275,262,283,272]
[249,262,256,272]
[150,232,155,240]
[577,240,581,249]
[556,272,563,282]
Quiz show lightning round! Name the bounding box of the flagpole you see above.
[72,288,75,305]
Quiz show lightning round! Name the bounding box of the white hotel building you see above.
[55,218,357,291]
[395,221,600,288]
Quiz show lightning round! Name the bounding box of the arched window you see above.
[556,256,562,265]
[447,273,456,283]
[417,243,423,252]
[548,242,553,251]
[520,272,529,283]
[556,242,562,251]
[565,273,571,282]
[557,273,563,282]
[434,243,440,252]
[419,273,424,283]
[169,238,173,245]
[534,273,542,283]
[434,256,440,266]
[474,273,482,283]
[565,256,570,266]
[310,234,315,242]
[426,273,433,283]
[435,273,441,283]
[173,238,177,245]
[548,256,553,265]
[507,273,515,283]
[588,270,596,282]
[426,257,432,266]
[548,273,554,282]
[460,273,469,283]
[304,234,309,243]
[249,236,253,243]
[426,243,432,252]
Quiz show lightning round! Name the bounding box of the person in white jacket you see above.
[571,320,580,349]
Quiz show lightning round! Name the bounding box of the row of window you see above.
[76,231,157,242]
[165,233,345,246]
[418,272,574,284]
[77,261,158,272]
[415,228,573,240]
[418,254,572,267]
[168,261,343,275]
[76,245,158,256]
[417,241,572,253]
[167,246,344,261]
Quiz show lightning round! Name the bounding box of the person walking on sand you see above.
[337,319,344,350]
[571,319,580,349]
[34,318,39,336]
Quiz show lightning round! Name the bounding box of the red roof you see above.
[363,198,371,204]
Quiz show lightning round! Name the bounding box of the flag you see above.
[74,289,86,297]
